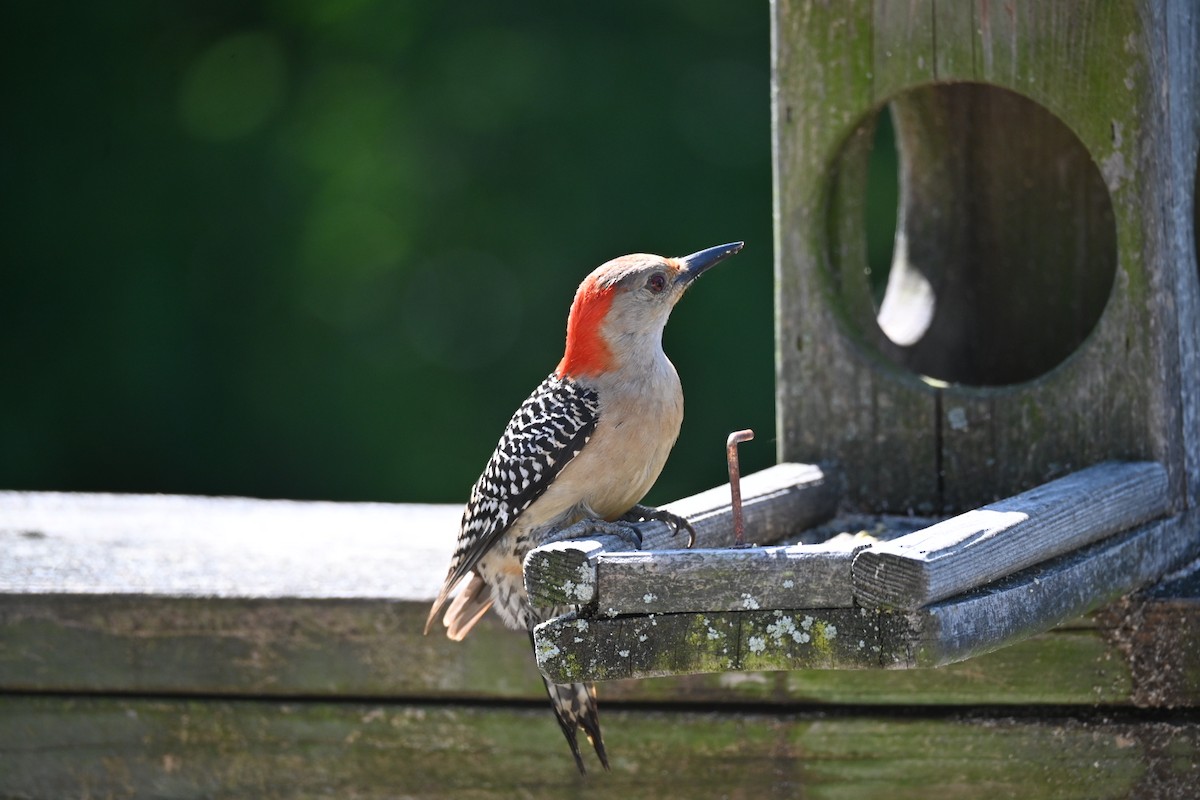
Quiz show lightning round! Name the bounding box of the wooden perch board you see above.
[527,461,1171,625]
[586,537,869,616]
[534,510,1199,682]
[852,461,1171,610]
[523,462,838,608]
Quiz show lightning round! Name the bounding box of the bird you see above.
[425,241,744,773]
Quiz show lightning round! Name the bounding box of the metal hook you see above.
[726,429,754,547]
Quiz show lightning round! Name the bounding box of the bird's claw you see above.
[622,504,697,549]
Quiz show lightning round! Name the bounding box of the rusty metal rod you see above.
[726,429,755,547]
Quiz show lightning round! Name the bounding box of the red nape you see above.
[555,278,615,378]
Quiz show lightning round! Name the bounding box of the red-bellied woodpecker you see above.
[425,241,744,773]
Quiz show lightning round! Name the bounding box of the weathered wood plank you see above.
[2,589,1169,706]
[872,0,935,99]
[535,511,1197,681]
[588,537,867,616]
[775,0,1193,517]
[852,461,1170,610]
[771,628,1135,706]
[523,462,839,608]
[0,594,546,700]
[0,490,461,600]
[4,491,1197,707]
[907,513,1199,668]
[534,605,898,683]
[1152,0,1200,507]
[4,695,1196,799]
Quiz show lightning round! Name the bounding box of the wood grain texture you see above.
[908,513,1200,668]
[535,511,1199,680]
[774,0,1198,515]
[1147,0,1200,508]
[852,461,1171,609]
[4,490,1196,707]
[589,538,863,616]
[4,590,1183,708]
[523,462,839,608]
[4,696,1197,800]
[0,491,1195,710]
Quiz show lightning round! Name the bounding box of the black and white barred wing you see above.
[426,374,600,627]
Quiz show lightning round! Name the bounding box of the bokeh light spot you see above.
[179,31,287,142]
[297,196,408,329]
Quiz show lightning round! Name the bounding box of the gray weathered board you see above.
[523,462,840,608]
[852,461,1171,609]
[525,461,1181,678]
[525,461,1169,616]
[534,510,1199,682]
[4,489,1199,706]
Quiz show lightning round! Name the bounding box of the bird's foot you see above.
[541,518,643,551]
[621,503,696,548]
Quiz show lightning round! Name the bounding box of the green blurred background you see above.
[1,2,896,506]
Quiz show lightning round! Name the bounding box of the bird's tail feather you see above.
[541,676,609,774]
[442,573,493,641]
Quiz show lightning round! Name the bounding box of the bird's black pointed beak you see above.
[676,241,744,285]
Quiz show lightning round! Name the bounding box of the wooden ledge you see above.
[523,462,841,609]
[528,462,1196,683]
[0,490,461,599]
[3,487,1198,708]
[852,462,1171,609]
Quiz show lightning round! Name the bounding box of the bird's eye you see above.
[646,273,667,294]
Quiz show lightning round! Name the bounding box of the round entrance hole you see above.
[832,83,1118,387]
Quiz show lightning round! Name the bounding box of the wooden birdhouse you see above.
[529,0,1200,681]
